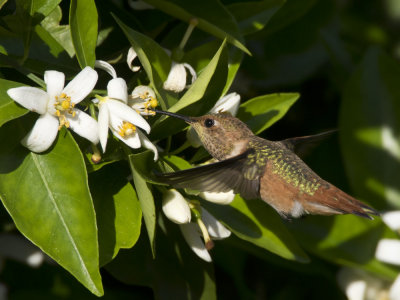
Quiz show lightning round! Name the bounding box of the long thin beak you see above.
[153,109,193,123]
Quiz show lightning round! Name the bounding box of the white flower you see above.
[7,67,99,152]
[128,85,158,116]
[337,268,392,300]
[97,78,158,160]
[198,190,235,205]
[382,211,400,231]
[163,62,197,93]
[127,47,141,72]
[180,207,230,262]
[162,189,191,224]
[187,92,241,147]
[375,239,400,265]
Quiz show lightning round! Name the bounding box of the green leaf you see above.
[0,119,103,296]
[145,0,250,55]
[228,0,284,35]
[288,215,400,279]
[106,215,216,299]
[204,196,309,263]
[0,79,29,127]
[237,93,300,135]
[129,155,157,257]
[113,15,173,108]
[69,0,98,68]
[340,47,400,209]
[90,163,142,266]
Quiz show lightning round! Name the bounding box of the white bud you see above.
[162,189,191,224]
[382,211,400,231]
[163,62,197,93]
[180,223,212,262]
[210,92,241,116]
[199,190,235,205]
[201,208,231,239]
[375,239,400,265]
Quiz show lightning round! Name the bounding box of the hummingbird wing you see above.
[156,149,262,199]
[280,129,337,157]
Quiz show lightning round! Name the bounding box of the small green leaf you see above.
[90,163,142,266]
[113,15,173,108]
[204,196,309,263]
[340,47,400,209]
[69,0,98,68]
[228,0,284,35]
[129,155,157,257]
[0,119,103,296]
[0,79,29,127]
[145,0,250,55]
[237,93,300,135]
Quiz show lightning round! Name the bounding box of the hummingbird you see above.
[154,110,379,219]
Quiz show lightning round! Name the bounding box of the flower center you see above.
[140,92,158,115]
[118,121,136,137]
[54,93,76,130]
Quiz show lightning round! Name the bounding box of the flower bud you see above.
[163,63,197,93]
[210,92,241,116]
[375,239,400,265]
[162,189,191,224]
[198,190,235,205]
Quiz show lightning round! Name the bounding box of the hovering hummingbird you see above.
[154,110,378,219]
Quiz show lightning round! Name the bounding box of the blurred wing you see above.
[156,149,261,199]
[280,129,337,157]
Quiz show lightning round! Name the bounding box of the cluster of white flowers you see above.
[7,62,159,160]
[338,211,400,300]
[162,188,235,262]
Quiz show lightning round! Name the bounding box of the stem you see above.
[196,217,214,250]
[179,18,198,50]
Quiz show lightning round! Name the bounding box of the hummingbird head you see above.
[154,110,254,159]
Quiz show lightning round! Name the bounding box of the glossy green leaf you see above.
[69,0,98,68]
[113,15,173,109]
[340,47,400,209]
[204,196,309,263]
[0,119,103,296]
[90,163,142,266]
[145,0,250,55]
[129,155,157,257]
[288,215,400,279]
[228,0,284,35]
[106,215,216,299]
[237,93,300,135]
[0,79,29,127]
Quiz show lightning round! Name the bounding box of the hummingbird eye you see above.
[204,118,215,128]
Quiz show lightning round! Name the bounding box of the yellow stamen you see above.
[54,93,76,131]
[118,121,136,137]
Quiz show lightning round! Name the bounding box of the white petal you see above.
[107,99,150,133]
[375,239,400,265]
[110,126,141,148]
[138,130,158,161]
[62,66,98,104]
[186,127,202,148]
[131,85,155,99]
[199,190,235,205]
[210,92,241,116]
[44,70,65,101]
[21,113,58,153]
[127,47,141,72]
[95,60,117,79]
[390,274,400,300]
[183,63,197,86]
[107,78,128,104]
[7,87,49,114]
[382,211,400,231]
[201,208,231,239]
[98,104,110,152]
[162,189,191,224]
[163,63,186,93]
[337,268,367,300]
[67,110,99,144]
[180,223,212,262]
